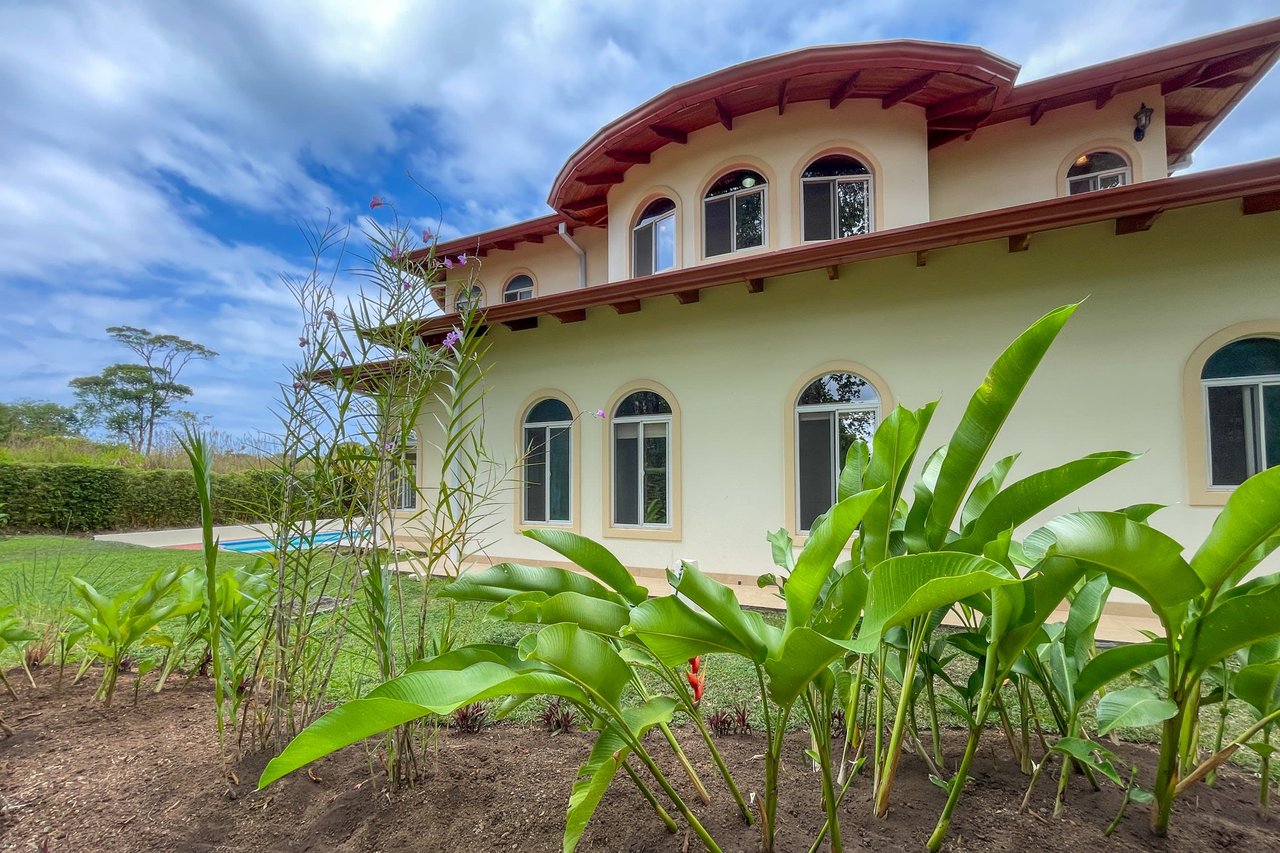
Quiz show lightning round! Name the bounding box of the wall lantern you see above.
[1133,102,1154,142]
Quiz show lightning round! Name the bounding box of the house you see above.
[399,20,1280,602]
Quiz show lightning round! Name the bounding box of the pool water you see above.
[220,530,365,553]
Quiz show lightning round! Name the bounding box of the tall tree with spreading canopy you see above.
[0,399,80,441]
[70,326,217,454]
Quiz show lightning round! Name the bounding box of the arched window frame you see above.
[800,154,874,242]
[632,197,678,277]
[390,430,420,512]
[518,394,575,526]
[702,168,768,258]
[786,363,894,536]
[455,284,483,314]
[603,381,681,540]
[503,272,536,303]
[1064,148,1132,195]
[1183,322,1280,505]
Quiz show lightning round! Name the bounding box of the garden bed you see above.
[2,669,1277,852]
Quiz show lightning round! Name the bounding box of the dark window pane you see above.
[1067,151,1129,177]
[504,274,534,302]
[524,427,547,522]
[798,412,834,531]
[614,424,639,525]
[633,222,654,277]
[705,197,732,257]
[1208,385,1249,487]
[798,373,877,405]
[706,170,766,197]
[1265,385,1280,471]
[548,426,571,522]
[638,198,675,223]
[643,422,668,525]
[527,398,571,424]
[615,391,671,417]
[803,155,869,179]
[803,181,833,241]
[735,190,764,249]
[1202,338,1280,380]
[836,180,870,236]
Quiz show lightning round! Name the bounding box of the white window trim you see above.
[522,416,574,525]
[1067,165,1130,194]
[794,399,879,533]
[390,436,419,511]
[455,284,483,313]
[800,173,873,242]
[612,411,673,530]
[632,207,677,277]
[703,183,768,257]
[1201,372,1280,489]
[504,276,535,303]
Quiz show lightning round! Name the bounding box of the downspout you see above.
[558,222,587,289]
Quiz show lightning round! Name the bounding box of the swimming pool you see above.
[220,530,366,553]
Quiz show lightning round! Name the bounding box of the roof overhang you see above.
[416,157,1280,344]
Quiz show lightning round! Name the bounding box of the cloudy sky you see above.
[1,1,1277,439]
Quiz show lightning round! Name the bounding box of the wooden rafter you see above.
[552,309,586,324]
[713,97,733,131]
[1094,84,1116,109]
[1165,110,1214,127]
[577,173,626,186]
[1030,101,1049,126]
[828,71,862,109]
[674,289,701,305]
[1243,191,1280,215]
[494,240,516,251]
[883,72,937,109]
[1008,234,1031,253]
[527,234,543,244]
[1115,210,1162,235]
[746,277,764,294]
[926,86,996,121]
[562,195,608,213]
[502,317,538,332]
[611,299,642,315]
[649,124,688,144]
[777,78,790,115]
[606,150,651,165]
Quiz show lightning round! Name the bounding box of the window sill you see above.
[604,525,682,542]
[1186,487,1231,507]
[516,520,579,534]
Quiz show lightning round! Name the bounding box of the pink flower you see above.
[442,329,462,350]
[594,409,605,419]
[293,379,307,392]
[298,336,309,348]
[442,257,454,270]
[455,253,467,266]
[369,195,385,209]
[322,308,338,323]
[389,246,401,261]
[422,228,434,243]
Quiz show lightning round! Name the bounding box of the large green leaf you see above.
[955,452,1140,552]
[862,404,935,569]
[924,303,1079,547]
[406,643,532,673]
[1191,580,1280,674]
[1095,685,1177,735]
[1048,736,1125,786]
[837,439,871,502]
[628,596,769,665]
[1030,512,1203,628]
[1234,662,1280,717]
[669,562,772,662]
[519,623,634,710]
[523,530,648,605]
[991,557,1083,674]
[440,562,625,605]
[1191,466,1280,598]
[491,591,631,636]
[1073,641,1168,705]
[1063,574,1111,672]
[850,552,1018,653]
[902,445,947,553]
[786,487,882,632]
[810,562,868,640]
[764,627,846,706]
[960,453,1019,529]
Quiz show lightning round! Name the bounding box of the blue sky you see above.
[1,1,1277,440]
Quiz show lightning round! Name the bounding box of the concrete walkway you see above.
[95,523,272,549]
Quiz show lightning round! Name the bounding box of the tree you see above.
[70,327,217,454]
[0,400,80,441]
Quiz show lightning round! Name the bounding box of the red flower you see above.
[689,656,701,675]
[369,195,385,209]
[686,670,704,704]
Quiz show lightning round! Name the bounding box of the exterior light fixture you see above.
[740,175,757,188]
[1133,102,1154,142]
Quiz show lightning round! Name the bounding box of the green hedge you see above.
[0,463,277,532]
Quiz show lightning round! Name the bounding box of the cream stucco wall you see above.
[414,199,1280,601]
[929,85,1169,220]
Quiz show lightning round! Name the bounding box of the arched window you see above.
[504,274,534,303]
[1201,337,1280,487]
[1067,151,1131,195]
[633,199,677,277]
[390,432,418,511]
[612,391,672,527]
[796,372,880,531]
[522,398,573,524]
[802,155,872,241]
[704,169,766,257]
[455,284,483,313]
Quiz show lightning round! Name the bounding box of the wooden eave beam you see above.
[828,71,861,109]
[552,309,586,324]
[926,86,997,121]
[825,264,839,280]
[1163,47,1273,94]
[674,289,701,305]
[746,277,764,294]
[1161,62,1210,95]
[1243,191,1280,215]
[1165,110,1214,127]
[915,250,928,267]
[1030,101,1049,126]
[1115,210,1162,235]
[1094,84,1115,109]
[610,299,642,315]
[502,316,539,332]
[494,240,516,251]
[713,97,733,131]
[1196,73,1252,89]
[526,234,543,244]
[606,149,651,165]
[578,173,627,186]
[562,194,608,213]
[883,72,937,110]
[650,124,688,144]
[1008,233,1031,253]
[777,78,790,115]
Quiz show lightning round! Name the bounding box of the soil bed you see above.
[2,669,1278,852]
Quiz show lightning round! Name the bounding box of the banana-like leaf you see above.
[862,404,935,569]
[925,303,1079,548]
[1096,685,1177,735]
[849,552,1018,653]
[1030,512,1203,628]
[519,623,634,709]
[1117,503,1164,523]
[1063,574,1110,672]
[837,439,871,502]
[955,452,1140,552]
[406,643,532,673]
[1191,580,1280,674]
[491,591,631,636]
[522,530,648,605]
[961,453,1020,529]
[1048,736,1125,786]
[1191,466,1280,598]
[440,562,625,605]
[810,562,868,640]
[991,557,1083,675]
[766,528,795,573]
[629,596,773,665]
[786,487,882,632]
[902,445,947,553]
[1073,641,1168,705]
[670,562,772,662]
[764,627,846,706]
[1234,662,1280,718]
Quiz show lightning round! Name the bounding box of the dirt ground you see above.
[2,667,1279,852]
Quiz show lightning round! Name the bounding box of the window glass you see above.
[527,398,572,423]
[455,285,483,313]
[796,372,879,531]
[704,170,766,257]
[615,391,672,417]
[614,422,640,525]
[1067,151,1131,194]
[522,399,573,524]
[798,372,879,405]
[633,198,676,277]
[643,422,668,525]
[390,433,418,510]
[1202,337,1280,488]
[1202,338,1280,379]
[802,156,872,241]
[504,274,534,302]
[612,390,673,528]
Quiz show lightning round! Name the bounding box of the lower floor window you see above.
[796,372,879,531]
[390,433,418,510]
[1202,336,1280,488]
[523,399,572,523]
[612,391,672,527]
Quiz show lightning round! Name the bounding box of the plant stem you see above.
[1105,768,1139,837]
[874,618,927,817]
[805,692,843,853]
[927,648,998,853]
[1020,757,1048,813]
[622,759,679,833]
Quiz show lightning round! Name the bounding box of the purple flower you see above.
[422,228,434,243]
[442,329,462,350]
[442,257,454,270]
[594,409,606,419]
[389,246,401,261]
[383,441,395,452]
[455,253,467,266]
[298,336,309,348]
[293,379,307,392]
[322,308,338,323]
[369,195,385,209]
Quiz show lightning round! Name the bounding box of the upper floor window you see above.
[1067,151,1131,195]
[802,155,872,241]
[522,398,573,524]
[1202,337,1280,487]
[504,274,534,302]
[633,198,677,277]
[612,391,672,528]
[704,169,766,257]
[796,372,879,532]
[390,432,418,511]
[455,284,483,314]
